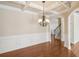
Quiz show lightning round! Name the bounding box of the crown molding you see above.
[0,4,38,15]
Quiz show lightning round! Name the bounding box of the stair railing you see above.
[54,24,61,40]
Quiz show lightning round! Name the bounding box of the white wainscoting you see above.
[0,33,50,54]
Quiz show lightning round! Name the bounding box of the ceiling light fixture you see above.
[38,1,49,27]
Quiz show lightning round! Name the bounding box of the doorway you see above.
[51,17,61,47]
[68,8,79,56]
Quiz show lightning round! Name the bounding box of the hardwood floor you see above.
[0,39,75,57]
[71,42,79,56]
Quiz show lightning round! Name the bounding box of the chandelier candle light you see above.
[38,1,49,27]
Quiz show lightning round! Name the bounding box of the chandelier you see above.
[38,1,49,27]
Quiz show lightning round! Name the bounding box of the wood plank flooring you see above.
[0,39,75,57]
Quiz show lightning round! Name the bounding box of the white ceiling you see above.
[0,1,78,16]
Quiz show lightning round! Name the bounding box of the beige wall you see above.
[60,2,79,48]
[61,2,79,35]
[0,8,47,36]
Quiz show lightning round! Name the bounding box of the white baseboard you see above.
[0,33,50,54]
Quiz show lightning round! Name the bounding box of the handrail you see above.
[53,24,61,39]
[54,24,61,32]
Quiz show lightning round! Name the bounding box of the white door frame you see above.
[68,8,79,49]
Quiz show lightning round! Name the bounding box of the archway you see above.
[68,8,79,56]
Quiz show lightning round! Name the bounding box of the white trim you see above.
[67,8,79,49]
[61,17,65,42]
[68,16,71,49]
[59,2,70,9]
[29,2,42,11]
[0,4,38,15]
[0,33,50,54]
